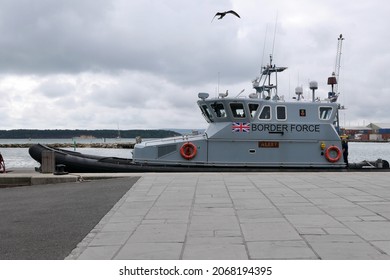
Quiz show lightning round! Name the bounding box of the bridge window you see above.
[259,106,271,120]
[200,104,214,122]
[230,103,246,118]
[248,103,259,118]
[276,106,287,121]
[319,107,333,120]
[211,102,227,118]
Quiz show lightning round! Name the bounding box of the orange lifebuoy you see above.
[180,142,197,160]
[325,145,341,163]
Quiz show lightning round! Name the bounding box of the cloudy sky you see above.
[1,0,389,130]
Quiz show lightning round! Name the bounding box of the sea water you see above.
[1,147,133,169]
[0,138,135,169]
[1,141,389,169]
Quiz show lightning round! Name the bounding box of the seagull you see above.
[212,10,240,22]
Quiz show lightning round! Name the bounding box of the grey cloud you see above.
[1,0,390,129]
[0,0,257,85]
[38,78,76,98]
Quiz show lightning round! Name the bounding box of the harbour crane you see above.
[327,34,345,101]
[334,34,344,94]
[327,34,345,134]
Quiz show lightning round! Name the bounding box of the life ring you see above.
[180,142,197,160]
[325,145,341,163]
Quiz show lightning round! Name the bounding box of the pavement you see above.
[2,170,390,260]
[0,168,137,187]
[67,172,390,260]
[0,176,140,259]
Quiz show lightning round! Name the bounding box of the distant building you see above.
[367,123,390,141]
[341,126,372,141]
[341,123,390,141]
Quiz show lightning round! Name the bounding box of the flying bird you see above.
[212,10,240,22]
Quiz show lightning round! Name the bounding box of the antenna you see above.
[271,12,278,58]
[217,72,220,95]
[235,89,245,98]
[260,24,269,70]
[117,122,121,139]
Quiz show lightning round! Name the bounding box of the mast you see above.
[252,55,287,99]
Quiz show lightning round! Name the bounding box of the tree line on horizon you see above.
[0,129,181,139]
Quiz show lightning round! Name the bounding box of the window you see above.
[276,106,286,120]
[200,105,214,122]
[259,106,271,120]
[319,107,333,120]
[248,103,259,118]
[230,103,246,118]
[211,102,227,118]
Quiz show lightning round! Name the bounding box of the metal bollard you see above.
[0,152,5,173]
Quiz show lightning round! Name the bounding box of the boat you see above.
[29,55,389,172]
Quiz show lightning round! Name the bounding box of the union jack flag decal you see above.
[232,122,251,132]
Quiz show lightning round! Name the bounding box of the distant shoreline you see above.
[0,143,135,149]
[0,129,181,139]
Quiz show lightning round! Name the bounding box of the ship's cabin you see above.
[197,95,338,125]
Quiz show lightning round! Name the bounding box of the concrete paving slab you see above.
[241,222,302,241]
[278,205,326,215]
[189,217,241,231]
[182,244,248,260]
[236,209,283,221]
[229,191,266,199]
[308,241,387,260]
[77,246,121,260]
[327,187,372,196]
[323,227,356,235]
[285,214,343,228]
[108,212,144,223]
[0,169,138,186]
[358,202,390,214]
[145,206,191,221]
[127,223,188,243]
[232,198,275,209]
[186,236,243,244]
[344,221,390,240]
[115,242,183,260]
[359,215,387,221]
[319,205,375,217]
[296,227,327,235]
[303,234,365,243]
[260,187,299,197]
[64,172,390,260]
[336,216,363,222]
[89,231,132,246]
[268,196,309,204]
[100,221,139,232]
[192,206,236,216]
[343,195,387,202]
[308,197,355,207]
[247,241,318,259]
[295,189,340,199]
[371,241,390,255]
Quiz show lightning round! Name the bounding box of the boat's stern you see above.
[133,134,208,165]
